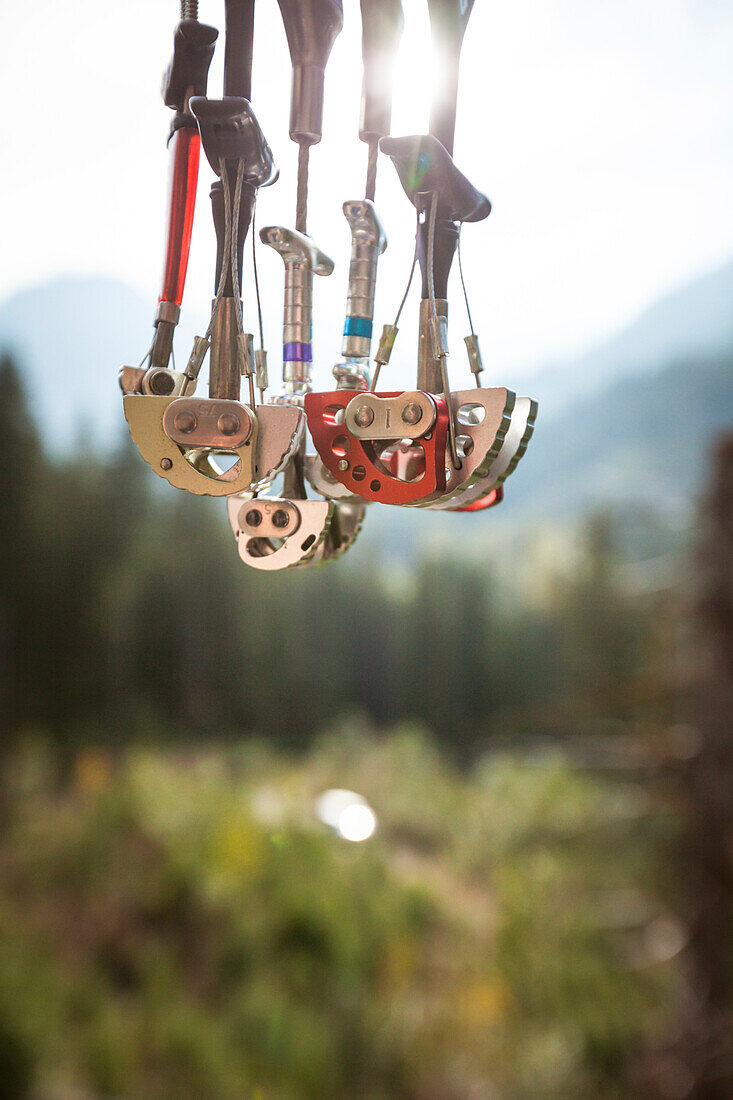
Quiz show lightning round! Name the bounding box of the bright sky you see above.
[2,0,733,380]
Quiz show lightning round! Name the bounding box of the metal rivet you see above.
[337,459,349,472]
[245,509,262,527]
[456,434,474,458]
[150,370,175,395]
[160,457,173,470]
[174,411,197,434]
[217,413,240,436]
[353,405,374,427]
[272,509,290,529]
[401,402,422,425]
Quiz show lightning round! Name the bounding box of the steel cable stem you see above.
[427,192,437,310]
[365,139,378,202]
[229,160,246,336]
[203,159,235,342]
[427,190,460,468]
[227,160,257,409]
[296,143,309,234]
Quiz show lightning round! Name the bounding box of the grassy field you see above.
[0,725,679,1099]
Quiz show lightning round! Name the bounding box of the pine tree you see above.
[0,354,46,735]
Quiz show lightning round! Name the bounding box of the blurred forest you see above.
[0,353,677,760]
[1,350,730,1099]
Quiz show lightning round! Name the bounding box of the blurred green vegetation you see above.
[0,727,678,1099]
[0,352,694,1096]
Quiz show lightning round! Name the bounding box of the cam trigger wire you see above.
[457,225,475,337]
[370,209,420,391]
[138,341,154,369]
[394,210,420,328]
[249,198,269,404]
[228,159,246,337]
[224,158,258,409]
[457,223,485,389]
[251,199,265,352]
[226,159,257,409]
[427,190,460,468]
[182,156,236,387]
[203,157,235,340]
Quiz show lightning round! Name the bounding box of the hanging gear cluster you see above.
[119,0,537,571]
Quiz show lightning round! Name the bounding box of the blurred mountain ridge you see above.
[0,275,208,452]
[530,258,733,416]
[510,350,733,519]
